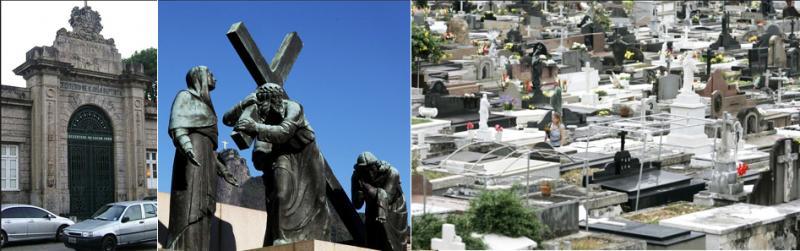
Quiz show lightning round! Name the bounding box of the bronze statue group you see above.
[165,66,407,250]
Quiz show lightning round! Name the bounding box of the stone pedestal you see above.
[667,92,713,155]
[246,240,376,251]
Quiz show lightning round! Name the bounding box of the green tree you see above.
[412,25,446,67]
[123,48,157,103]
[467,187,551,244]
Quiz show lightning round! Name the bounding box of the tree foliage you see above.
[123,48,157,103]
[412,25,446,65]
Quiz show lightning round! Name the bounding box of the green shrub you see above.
[467,188,551,244]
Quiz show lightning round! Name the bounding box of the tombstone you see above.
[501,81,523,110]
[655,74,681,101]
[768,35,788,68]
[431,224,466,250]
[748,47,770,76]
[756,25,783,48]
[505,25,523,44]
[699,70,738,97]
[787,44,800,77]
[587,132,705,211]
[751,138,800,205]
[447,17,470,45]
[579,15,604,50]
[558,61,599,93]
[709,12,740,50]
[711,113,742,172]
[424,82,481,117]
[761,0,776,16]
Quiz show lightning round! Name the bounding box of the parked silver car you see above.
[62,201,157,251]
[0,204,75,247]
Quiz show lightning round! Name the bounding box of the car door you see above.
[1,207,29,241]
[141,203,157,242]
[118,204,145,244]
[25,207,60,240]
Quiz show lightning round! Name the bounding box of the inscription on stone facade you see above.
[60,81,122,96]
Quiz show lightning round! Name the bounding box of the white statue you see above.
[681,51,698,93]
[479,93,490,130]
[659,41,668,62]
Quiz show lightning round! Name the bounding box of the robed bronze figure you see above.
[352,152,408,251]
[225,83,331,245]
[166,66,237,250]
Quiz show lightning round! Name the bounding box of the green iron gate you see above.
[68,105,115,219]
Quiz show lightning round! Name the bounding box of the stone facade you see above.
[0,5,156,216]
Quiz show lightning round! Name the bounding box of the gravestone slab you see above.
[585,219,706,249]
[750,138,800,205]
[656,74,680,101]
[699,70,738,97]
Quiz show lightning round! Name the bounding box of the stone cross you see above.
[431,224,466,250]
[226,21,302,148]
[778,139,798,202]
[222,140,228,149]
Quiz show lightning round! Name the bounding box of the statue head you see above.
[185,66,216,104]
[256,83,288,117]
[354,151,385,180]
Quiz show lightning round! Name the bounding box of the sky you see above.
[0,1,158,87]
[158,1,411,212]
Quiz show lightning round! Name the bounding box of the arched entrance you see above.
[68,105,114,219]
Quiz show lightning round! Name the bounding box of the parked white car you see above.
[0,204,75,247]
[62,201,157,251]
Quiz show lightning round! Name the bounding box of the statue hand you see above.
[376,215,387,224]
[243,93,258,107]
[224,172,239,187]
[235,118,258,135]
[186,150,201,166]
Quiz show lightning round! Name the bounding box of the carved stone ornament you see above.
[60,6,113,44]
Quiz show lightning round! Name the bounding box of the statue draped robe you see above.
[352,163,408,251]
[167,90,219,250]
[224,99,331,245]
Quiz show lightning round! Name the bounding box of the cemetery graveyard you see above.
[411,1,800,250]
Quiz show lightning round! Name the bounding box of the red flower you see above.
[495,124,503,132]
[525,80,533,93]
[467,122,475,130]
[737,162,748,177]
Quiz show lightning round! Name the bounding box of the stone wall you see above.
[1,85,33,204]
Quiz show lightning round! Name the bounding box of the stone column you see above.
[15,47,66,214]
[121,65,149,201]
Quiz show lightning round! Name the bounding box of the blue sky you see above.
[158,2,410,210]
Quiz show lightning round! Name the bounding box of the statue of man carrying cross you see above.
[221,22,366,247]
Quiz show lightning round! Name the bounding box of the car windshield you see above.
[91,205,126,221]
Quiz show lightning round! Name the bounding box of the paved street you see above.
[3,240,156,251]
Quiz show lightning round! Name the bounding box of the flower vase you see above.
[495,131,503,142]
[468,129,475,139]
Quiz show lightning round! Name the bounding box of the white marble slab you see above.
[659,203,790,235]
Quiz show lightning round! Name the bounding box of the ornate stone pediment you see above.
[58,6,113,45]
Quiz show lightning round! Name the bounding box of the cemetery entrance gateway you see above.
[67,105,115,219]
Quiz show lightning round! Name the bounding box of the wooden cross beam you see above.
[227,21,302,86]
[226,21,302,148]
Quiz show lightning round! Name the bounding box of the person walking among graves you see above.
[546,112,567,147]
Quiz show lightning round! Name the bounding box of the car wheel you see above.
[55,225,67,241]
[0,230,6,247]
[101,235,117,251]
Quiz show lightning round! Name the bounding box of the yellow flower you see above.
[624,50,635,60]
